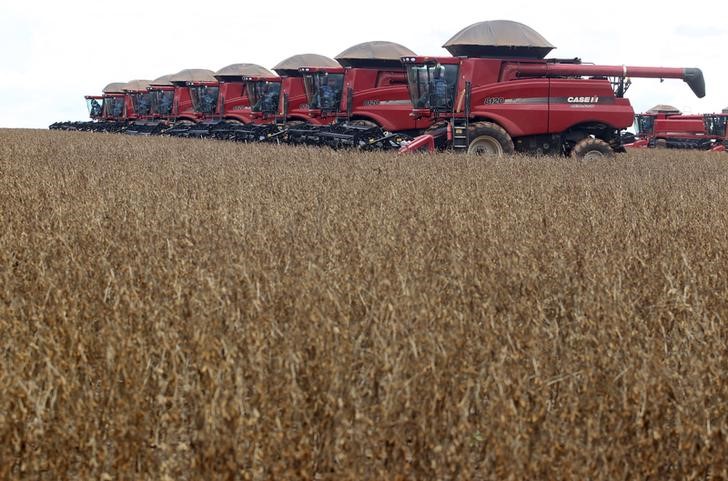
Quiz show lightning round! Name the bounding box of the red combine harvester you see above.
[399,20,705,158]
[271,54,342,124]
[288,41,430,149]
[50,81,133,132]
[125,75,176,135]
[625,104,725,150]
[160,69,218,136]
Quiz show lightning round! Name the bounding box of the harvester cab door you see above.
[635,114,655,137]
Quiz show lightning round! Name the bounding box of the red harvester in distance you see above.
[160,69,218,136]
[288,41,432,149]
[50,81,133,132]
[126,74,176,135]
[399,20,705,158]
[625,104,726,150]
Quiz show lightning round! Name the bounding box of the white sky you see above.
[1,0,726,128]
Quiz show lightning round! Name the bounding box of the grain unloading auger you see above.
[398,20,705,158]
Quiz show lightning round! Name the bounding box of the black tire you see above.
[467,121,514,156]
[570,137,614,160]
[347,119,379,129]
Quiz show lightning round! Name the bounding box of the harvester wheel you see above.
[570,137,614,160]
[467,122,514,156]
[348,119,379,128]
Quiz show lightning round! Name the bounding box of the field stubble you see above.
[0,129,727,480]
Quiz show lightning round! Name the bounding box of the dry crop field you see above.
[1,128,727,480]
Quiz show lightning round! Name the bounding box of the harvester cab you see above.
[271,54,342,125]
[101,82,128,121]
[300,67,345,117]
[404,57,460,114]
[148,75,175,119]
[84,96,104,120]
[189,82,220,117]
[242,75,282,119]
[167,69,217,122]
[123,80,152,120]
[399,20,706,158]
[703,111,728,151]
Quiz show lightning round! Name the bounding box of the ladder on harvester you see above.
[451,81,471,151]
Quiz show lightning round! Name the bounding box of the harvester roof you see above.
[443,20,555,59]
[335,41,416,68]
[102,82,128,94]
[646,104,682,115]
[169,69,217,84]
[723,106,728,114]
[150,74,175,87]
[215,63,276,80]
[124,79,151,92]
[273,54,340,76]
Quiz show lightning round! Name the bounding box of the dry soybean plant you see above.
[0,129,726,480]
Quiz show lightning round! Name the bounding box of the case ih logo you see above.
[567,96,599,103]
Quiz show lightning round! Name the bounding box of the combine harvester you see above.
[158,69,218,136]
[126,75,176,135]
[287,41,431,149]
[625,104,727,151]
[398,20,706,158]
[50,81,134,132]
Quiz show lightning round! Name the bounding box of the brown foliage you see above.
[0,128,727,480]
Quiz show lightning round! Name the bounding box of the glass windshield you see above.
[246,81,281,113]
[151,89,174,116]
[131,92,152,116]
[190,85,219,114]
[86,98,103,119]
[635,115,654,135]
[303,72,344,111]
[704,115,728,137]
[103,96,125,118]
[406,63,459,110]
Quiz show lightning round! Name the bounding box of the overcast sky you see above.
[1,0,726,128]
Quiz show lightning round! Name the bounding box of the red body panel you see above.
[455,58,635,135]
[653,117,706,137]
[281,76,331,125]
[218,82,253,123]
[342,68,425,132]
